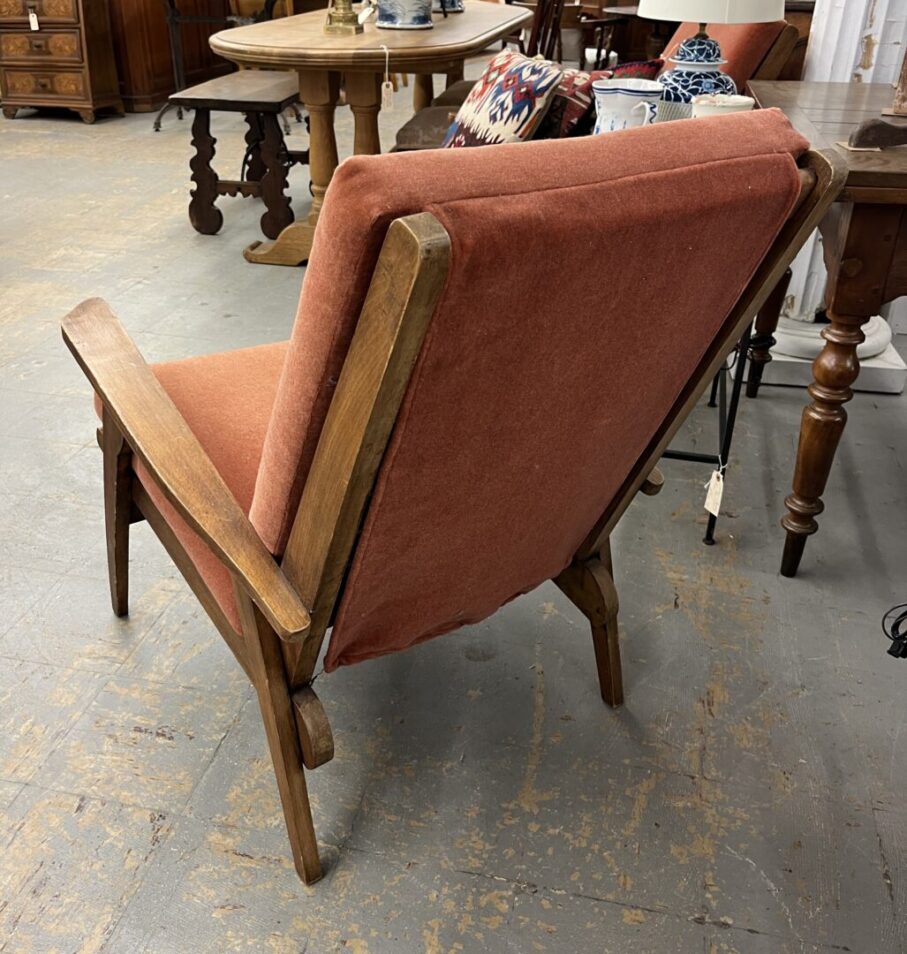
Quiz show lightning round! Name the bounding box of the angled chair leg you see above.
[554,542,623,707]
[238,595,323,884]
[101,407,131,617]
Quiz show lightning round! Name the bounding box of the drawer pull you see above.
[30,37,46,50]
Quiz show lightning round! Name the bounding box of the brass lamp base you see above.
[324,0,363,34]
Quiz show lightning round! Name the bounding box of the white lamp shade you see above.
[636,0,785,23]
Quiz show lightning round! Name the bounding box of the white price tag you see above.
[28,10,40,30]
[381,80,394,111]
[704,470,724,518]
[357,2,374,24]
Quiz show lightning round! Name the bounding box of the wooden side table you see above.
[209,1,531,266]
[748,80,907,576]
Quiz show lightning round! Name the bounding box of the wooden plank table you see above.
[209,1,531,265]
[749,80,907,576]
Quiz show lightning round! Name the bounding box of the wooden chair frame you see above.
[62,147,845,885]
[750,23,800,83]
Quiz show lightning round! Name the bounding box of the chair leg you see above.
[554,542,623,707]
[101,408,130,617]
[239,596,323,884]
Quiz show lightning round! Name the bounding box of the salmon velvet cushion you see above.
[122,112,805,655]
[321,113,805,670]
[662,21,786,91]
[132,342,288,632]
[253,110,807,565]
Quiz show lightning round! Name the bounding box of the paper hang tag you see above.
[357,3,374,24]
[704,470,724,518]
[28,10,39,29]
[381,80,394,111]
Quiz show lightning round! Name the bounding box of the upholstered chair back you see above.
[661,21,787,90]
[251,110,807,667]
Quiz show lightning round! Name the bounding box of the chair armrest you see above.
[61,298,311,644]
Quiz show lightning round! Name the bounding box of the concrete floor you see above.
[1,83,906,954]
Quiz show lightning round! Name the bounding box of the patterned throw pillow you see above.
[609,58,664,81]
[442,51,563,148]
[533,67,594,140]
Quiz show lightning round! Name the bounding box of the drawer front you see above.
[0,29,81,62]
[0,0,79,24]
[2,66,85,100]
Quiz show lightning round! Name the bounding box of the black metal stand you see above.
[662,323,753,546]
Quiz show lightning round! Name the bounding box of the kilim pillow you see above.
[533,67,594,140]
[609,58,664,80]
[442,51,563,148]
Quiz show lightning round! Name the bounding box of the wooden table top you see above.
[750,80,907,191]
[210,0,531,72]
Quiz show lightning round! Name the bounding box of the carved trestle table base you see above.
[209,1,531,266]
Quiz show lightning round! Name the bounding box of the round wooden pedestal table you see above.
[210,1,531,266]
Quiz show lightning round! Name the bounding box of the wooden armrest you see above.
[61,298,311,644]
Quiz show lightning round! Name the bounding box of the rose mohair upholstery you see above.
[131,108,806,666]
[66,108,842,884]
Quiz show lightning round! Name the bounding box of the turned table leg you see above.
[345,71,382,156]
[747,266,791,399]
[188,108,223,236]
[445,61,464,88]
[244,69,340,266]
[413,73,434,111]
[780,309,868,576]
[779,202,903,576]
[258,112,294,240]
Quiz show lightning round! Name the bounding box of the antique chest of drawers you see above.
[0,0,122,122]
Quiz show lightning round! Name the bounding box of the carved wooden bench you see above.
[170,71,308,240]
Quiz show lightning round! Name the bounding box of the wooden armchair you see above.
[62,111,844,884]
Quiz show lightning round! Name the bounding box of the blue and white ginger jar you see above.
[658,35,737,104]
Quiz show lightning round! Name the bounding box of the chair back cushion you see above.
[661,21,787,90]
[249,110,806,668]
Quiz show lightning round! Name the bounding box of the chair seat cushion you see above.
[115,342,288,632]
[394,105,458,151]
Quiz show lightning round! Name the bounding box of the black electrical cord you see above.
[882,603,907,658]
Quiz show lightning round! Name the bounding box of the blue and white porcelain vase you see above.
[376,0,433,28]
[658,35,737,109]
[432,0,464,12]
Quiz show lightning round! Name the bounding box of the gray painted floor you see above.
[1,83,906,954]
